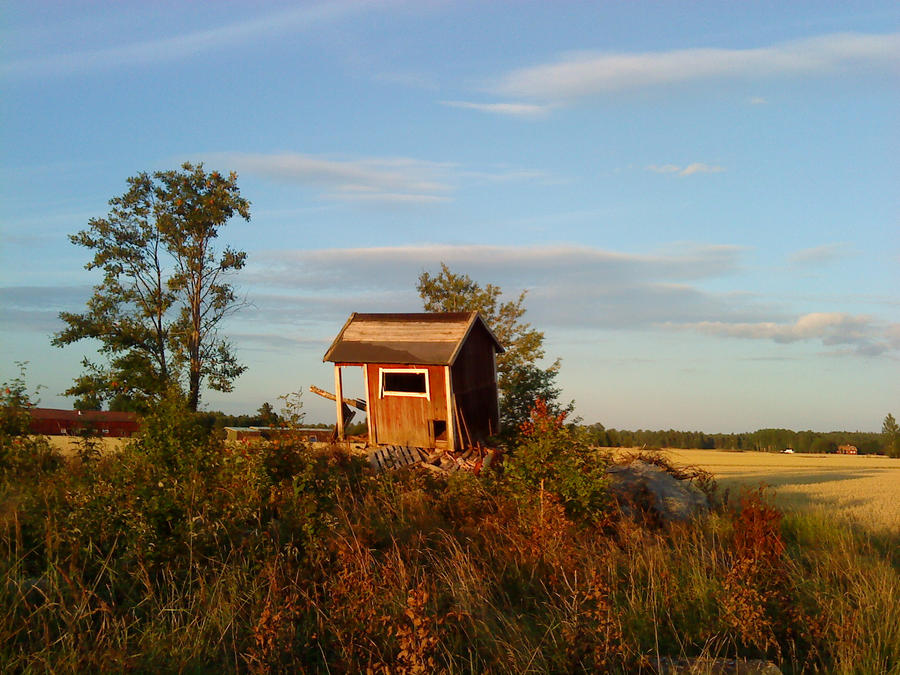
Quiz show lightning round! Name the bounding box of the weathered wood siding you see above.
[451,323,500,443]
[365,363,450,448]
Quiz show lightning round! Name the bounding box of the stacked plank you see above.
[366,444,500,474]
[421,445,499,475]
[368,445,425,472]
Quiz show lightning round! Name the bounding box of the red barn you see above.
[324,312,504,450]
[28,408,140,437]
[837,444,858,455]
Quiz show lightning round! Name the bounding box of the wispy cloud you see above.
[0,285,92,333]
[248,243,746,290]
[457,168,550,183]
[206,152,454,205]
[240,243,770,333]
[749,96,768,105]
[494,32,900,101]
[647,163,725,177]
[8,246,896,360]
[439,100,554,118]
[236,244,898,358]
[2,1,379,79]
[687,313,899,356]
[789,243,853,266]
[202,152,550,204]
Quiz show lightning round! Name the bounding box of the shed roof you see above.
[324,312,503,365]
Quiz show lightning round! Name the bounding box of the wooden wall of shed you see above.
[451,324,500,444]
[365,363,450,449]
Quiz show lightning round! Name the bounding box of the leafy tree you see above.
[256,402,281,427]
[1,362,40,437]
[500,362,572,433]
[1,363,61,474]
[416,263,567,431]
[53,162,250,412]
[883,413,899,458]
[809,437,837,454]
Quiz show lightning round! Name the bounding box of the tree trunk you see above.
[188,364,201,412]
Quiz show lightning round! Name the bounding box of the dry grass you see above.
[4,428,899,673]
[647,449,900,534]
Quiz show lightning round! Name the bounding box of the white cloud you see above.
[687,312,898,356]
[789,243,853,266]
[494,32,900,101]
[457,168,550,183]
[439,100,554,118]
[239,242,773,333]
[248,243,746,290]
[206,152,454,204]
[9,245,896,360]
[2,1,379,79]
[321,192,450,205]
[203,152,551,204]
[749,96,768,105]
[236,244,898,358]
[647,163,725,177]
[0,285,92,333]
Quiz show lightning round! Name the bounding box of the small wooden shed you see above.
[323,312,504,450]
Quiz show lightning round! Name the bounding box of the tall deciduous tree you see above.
[416,263,568,431]
[53,162,250,412]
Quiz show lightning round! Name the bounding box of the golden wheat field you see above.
[45,435,130,456]
[660,448,900,533]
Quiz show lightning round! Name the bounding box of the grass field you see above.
[658,449,900,534]
[6,432,899,671]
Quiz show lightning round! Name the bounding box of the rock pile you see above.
[607,458,710,523]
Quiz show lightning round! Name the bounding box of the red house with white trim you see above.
[28,408,140,437]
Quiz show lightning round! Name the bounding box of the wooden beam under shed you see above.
[363,365,374,446]
[444,366,456,451]
[309,384,367,411]
[334,366,344,441]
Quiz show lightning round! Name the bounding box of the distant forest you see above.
[583,424,886,454]
[204,404,886,454]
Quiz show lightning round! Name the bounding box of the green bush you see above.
[0,364,61,475]
[505,398,612,526]
[132,388,220,476]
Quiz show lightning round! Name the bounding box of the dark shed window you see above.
[380,369,429,398]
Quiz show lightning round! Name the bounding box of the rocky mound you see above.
[607,458,710,523]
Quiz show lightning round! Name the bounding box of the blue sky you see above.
[1,1,897,432]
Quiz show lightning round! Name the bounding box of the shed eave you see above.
[323,312,358,362]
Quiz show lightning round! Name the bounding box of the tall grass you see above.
[1,411,898,673]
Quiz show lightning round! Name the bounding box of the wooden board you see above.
[368,445,426,472]
[368,364,448,448]
[343,320,470,343]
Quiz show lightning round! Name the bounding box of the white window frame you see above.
[379,367,430,399]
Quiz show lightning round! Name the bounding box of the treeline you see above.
[583,424,886,454]
[192,404,331,435]
[195,408,367,437]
